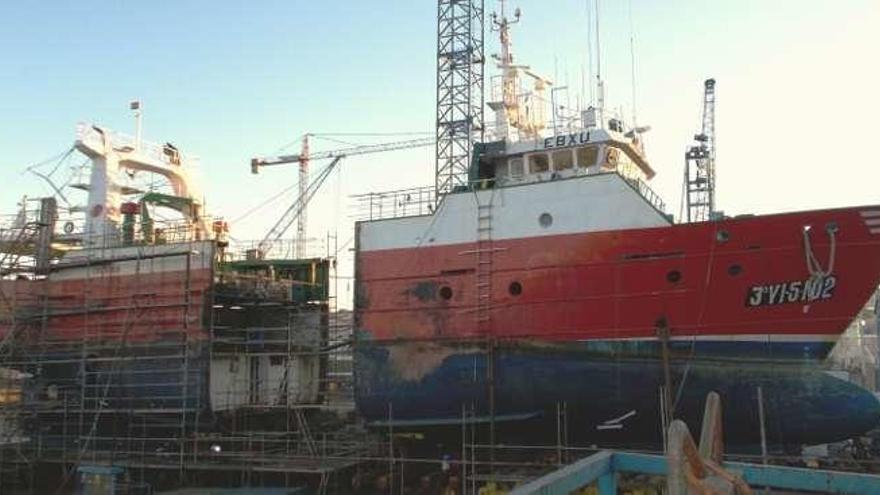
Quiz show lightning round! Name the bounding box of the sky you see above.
[1,0,879,303]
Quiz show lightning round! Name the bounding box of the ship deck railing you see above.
[222,237,333,263]
[510,449,880,495]
[351,171,667,223]
[622,175,667,214]
[350,185,437,221]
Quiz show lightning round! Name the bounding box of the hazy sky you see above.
[1,0,878,302]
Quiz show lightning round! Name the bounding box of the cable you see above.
[229,182,298,224]
[22,147,75,175]
[269,137,304,156]
[312,131,432,137]
[310,135,361,148]
[628,0,638,127]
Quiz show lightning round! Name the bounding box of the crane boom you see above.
[251,137,435,172]
[257,156,342,256]
[250,136,435,258]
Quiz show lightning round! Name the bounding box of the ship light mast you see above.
[487,1,551,142]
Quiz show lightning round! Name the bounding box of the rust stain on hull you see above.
[387,341,478,381]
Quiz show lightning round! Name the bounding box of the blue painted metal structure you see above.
[356,342,880,447]
[511,451,880,495]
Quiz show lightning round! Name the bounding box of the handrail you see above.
[350,185,437,221]
[623,175,666,213]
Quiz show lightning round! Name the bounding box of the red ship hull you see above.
[0,243,213,345]
[354,184,880,445]
[358,205,880,353]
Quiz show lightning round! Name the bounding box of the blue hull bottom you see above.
[354,339,880,447]
[27,343,208,411]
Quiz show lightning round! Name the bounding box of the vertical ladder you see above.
[475,195,494,332]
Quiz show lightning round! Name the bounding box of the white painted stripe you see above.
[602,410,637,425]
[591,333,838,343]
[861,210,880,218]
[871,228,880,235]
[865,218,880,226]
[596,424,624,431]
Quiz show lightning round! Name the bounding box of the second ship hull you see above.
[354,177,880,445]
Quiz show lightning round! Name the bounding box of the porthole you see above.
[728,264,743,276]
[716,230,730,243]
[539,213,553,228]
[667,270,682,283]
[509,281,523,296]
[439,286,453,300]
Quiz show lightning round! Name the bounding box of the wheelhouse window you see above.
[603,147,620,170]
[495,159,509,180]
[552,149,574,171]
[576,146,599,168]
[528,153,550,173]
[508,157,524,178]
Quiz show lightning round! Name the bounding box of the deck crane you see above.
[684,78,717,223]
[249,136,435,258]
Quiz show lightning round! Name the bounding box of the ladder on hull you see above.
[475,193,494,333]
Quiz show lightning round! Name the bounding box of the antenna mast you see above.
[628,0,638,128]
[435,0,485,199]
[594,0,605,128]
[685,78,717,222]
[296,134,310,258]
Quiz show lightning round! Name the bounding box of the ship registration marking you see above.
[543,131,591,149]
[746,275,837,307]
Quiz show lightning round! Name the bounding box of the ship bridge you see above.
[478,125,655,187]
[468,123,664,214]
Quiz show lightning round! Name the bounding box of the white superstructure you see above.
[74,123,209,247]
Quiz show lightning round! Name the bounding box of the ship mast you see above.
[594,0,605,129]
[488,2,550,141]
[493,0,520,138]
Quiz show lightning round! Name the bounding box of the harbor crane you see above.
[249,136,435,258]
[684,78,717,223]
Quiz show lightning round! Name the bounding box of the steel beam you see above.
[512,451,880,495]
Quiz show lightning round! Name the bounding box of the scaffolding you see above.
[0,197,659,495]
[0,202,369,494]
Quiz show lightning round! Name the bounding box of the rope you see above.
[803,223,838,279]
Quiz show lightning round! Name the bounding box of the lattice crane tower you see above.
[435,0,485,199]
[685,78,717,222]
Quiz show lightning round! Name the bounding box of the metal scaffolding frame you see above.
[435,0,485,199]
[0,210,367,494]
[4,214,880,492]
